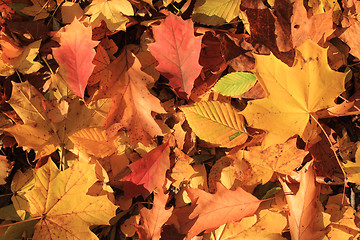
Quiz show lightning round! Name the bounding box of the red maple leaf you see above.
[149,13,203,98]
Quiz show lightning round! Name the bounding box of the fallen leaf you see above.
[11,169,34,220]
[61,2,84,24]
[52,18,99,99]
[0,156,12,185]
[85,0,133,32]
[5,81,111,158]
[136,191,173,240]
[171,148,197,189]
[184,182,260,239]
[279,161,320,240]
[241,39,346,148]
[25,160,117,239]
[68,127,117,158]
[291,0,334,48]
[212,72,257,97]
[242,138,308,184]
[97,49,166,146]
[192,0,241,26]
[123,141,170,195]
[0,40,43,76]
[181,101,248,148]
[149,13,203,98]
[20,0,56,20]
[88,44,111,86]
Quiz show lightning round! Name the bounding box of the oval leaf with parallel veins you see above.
[181,101,248,148]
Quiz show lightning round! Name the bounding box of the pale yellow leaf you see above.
[181,101,248,148]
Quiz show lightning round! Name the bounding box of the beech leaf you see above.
[25,160,117,240]
[192,0,241,26]
[52,18,99,99]
[212,72,257,97]
[181,101,248,148]
[149,13,202,98]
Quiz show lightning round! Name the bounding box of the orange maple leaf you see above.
[97,49,166,146]
[184,182,260,239]
[136,191,173,240]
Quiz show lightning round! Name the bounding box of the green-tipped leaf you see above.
[213,72,257,97]
[181,101,248,147]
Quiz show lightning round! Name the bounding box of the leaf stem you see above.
[309,113,347,205]
[15,70,22,82]
[0,193,13,197]
[0,216,41,228]
[41,56,54,75]
[58,145,68,171]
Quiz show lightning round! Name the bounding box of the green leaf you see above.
[180,101,248,148]
[212,72,257,97]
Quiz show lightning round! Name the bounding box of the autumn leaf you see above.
[149,13,202,98]
[181,101,248,148]
[291,0,334,48]
[52,18,99,99]
[88,44,111,86]
[123,141,170,195]
[241,39,346,148]
[68,127,117,158]
[5,81,111,158]
[242,138,308,184]
[136,191,173,240]
[0,156,12,185]
[25,160,117,239]
[170,148,197,189]
[279,161,320,240]
[192,0,241,26]
[20,0,56,20]
[0,40,43,76]
[210,209,287,240]
[96,49,166,146]
[184,182,260,239]
[85,0,133,32]
[11,169,34,220]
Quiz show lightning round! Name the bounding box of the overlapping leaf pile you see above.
[1,0,360,239]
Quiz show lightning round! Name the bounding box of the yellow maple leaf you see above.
[85,0,133,32]
[0,40,43,76]
[11,169,34,220]
[25,160,117,239]
[5,81,112,158]
[242,39,346,148]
